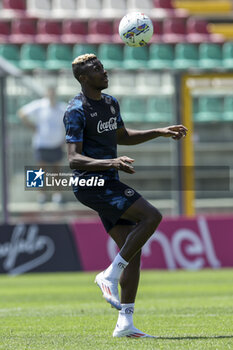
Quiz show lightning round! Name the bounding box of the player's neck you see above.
[81,87,102,101]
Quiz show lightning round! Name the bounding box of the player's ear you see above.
[79,74,88,84]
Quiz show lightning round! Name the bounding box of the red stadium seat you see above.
[3,0,26,10]
[87,20,113,44]
[61,20,88,44]
[154,0,174,9]
[10,19,36,44]
[152,0,188,18]
[186,18,224,44]
[36,20,62,44]
[163,18,186,43]
[150,20,163,43]
[2,0,26,18]
[0,21,10,43]
[112,19,123,44]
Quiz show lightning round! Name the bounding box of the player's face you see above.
[84,60,108,90]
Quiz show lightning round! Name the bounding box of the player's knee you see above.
[146,209,162,227]
[155,209,163,224]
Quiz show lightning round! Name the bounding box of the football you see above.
[119,12,154,47]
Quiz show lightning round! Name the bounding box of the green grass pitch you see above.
[0,269,233,350]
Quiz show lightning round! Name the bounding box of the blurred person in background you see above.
[18,85,67,204]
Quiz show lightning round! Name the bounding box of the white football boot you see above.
[113,324,156,338]
[95,271,122,311]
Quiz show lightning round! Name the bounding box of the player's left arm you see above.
[117,125,187,145]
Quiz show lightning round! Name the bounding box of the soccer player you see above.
[64,54,187,338]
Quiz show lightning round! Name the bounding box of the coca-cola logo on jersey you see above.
[97,117,117,133]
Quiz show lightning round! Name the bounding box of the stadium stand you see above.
[174,43,199,69]
[19,43,47,69]
[148,43,174,69]
[152,0,189,19]
[223,42,233,68]
[102,0,126,19]
[0,20,10,43]
[3,0,26,10]
[10,18,37,44]
[123,46,148,69]
[46,43,73,69]
[27,0,51,18]
[1,42,232,72]
[120,96,147,122]
[0,43,20,66]
[150,20,163,43]
[87,19,113,44]
[0,0,231,20]
[98,44,123,69]
[52,0,76,19]
[199,43,223,69]
[1,0,26,18]
[146,96,173,122]
[112,19,123,44]
[186,18,224,43]
[73,43,98,57]
[61,20,88,44]
[36,19,62,44]
[174,0,233,16]
[209,23,233,40]
[163,18,187,43]
[127,0,153,13]
[223,96,233,121]
[136,71,163,95]
[77,0,102,19]
[194,96,223,122]
[109,70,136,96]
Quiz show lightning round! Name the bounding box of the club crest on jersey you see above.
[105,96,112,104]
[97,117,117,133]
[110,106,116,115]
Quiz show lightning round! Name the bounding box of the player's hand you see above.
[159,125,188,140]
[112,156,135,174]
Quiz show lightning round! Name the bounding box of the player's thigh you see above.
[108,225,136,249]
[120,197,162,223]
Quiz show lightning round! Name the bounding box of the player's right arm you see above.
[67,142,135,174]
[18,108,36,131]
[18,100,41,132]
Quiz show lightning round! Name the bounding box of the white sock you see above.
[117,303,134,329]
[103,253,128,280]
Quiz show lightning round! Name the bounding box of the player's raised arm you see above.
[67,142,135,174]
[117,125,188,145]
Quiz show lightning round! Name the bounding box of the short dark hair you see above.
[72,53,97,82]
